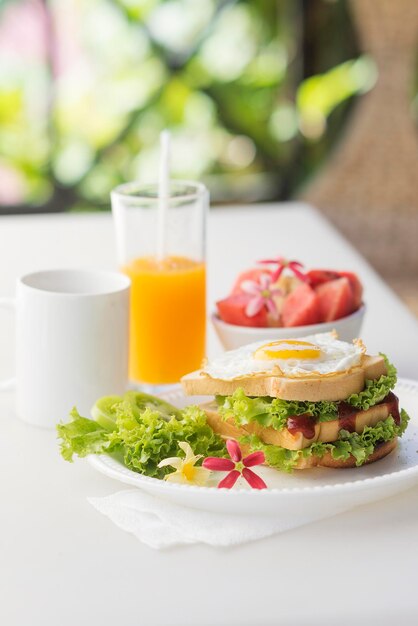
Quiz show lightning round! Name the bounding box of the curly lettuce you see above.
[57,393,226,479]
[216,388,338,431]
[57,408,115,461]
[243,409,409,473]
[347,354,397,410]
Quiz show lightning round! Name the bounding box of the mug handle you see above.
[0,298,16,390]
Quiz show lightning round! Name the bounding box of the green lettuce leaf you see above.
[216,387,338,431]
[56,407,114,461]
[347,355,397,410]
[57,393,226,479]
[242,409,410,473]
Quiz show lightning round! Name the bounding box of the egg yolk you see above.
[253,340,322,361]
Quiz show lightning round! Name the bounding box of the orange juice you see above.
[123,255,206,383]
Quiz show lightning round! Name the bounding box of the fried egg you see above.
[204,332,366,380]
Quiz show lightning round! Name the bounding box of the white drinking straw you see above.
[157,130,171,261]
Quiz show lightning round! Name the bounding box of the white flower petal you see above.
[158,457,182,469]
[245,296,264,317]
[240,280,260,295]
[192,467,211,486]
[260,273,271,289]
[178,441,194,461]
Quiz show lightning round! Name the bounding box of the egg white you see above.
[204,332,365,380]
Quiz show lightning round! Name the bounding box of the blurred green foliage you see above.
[0,0,378,212]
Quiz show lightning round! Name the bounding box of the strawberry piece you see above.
[338,271,363,310]
[216,294,268,327]
[281,283,321,327]
[231,268,272,295]
[307,269,340,287]
[316,277,355,322]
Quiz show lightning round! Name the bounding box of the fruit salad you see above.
[216,257,363,328]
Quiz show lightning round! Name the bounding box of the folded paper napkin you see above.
[88,489,348,549]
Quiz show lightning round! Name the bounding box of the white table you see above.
[1,204,417,626]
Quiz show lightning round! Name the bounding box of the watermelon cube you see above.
[307,269,340,287]
[216,294,268,327]
[316,277,355,322]
[338,271,363,310]
[281,283,321,327]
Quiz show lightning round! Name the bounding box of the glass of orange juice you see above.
[111,181,208,390]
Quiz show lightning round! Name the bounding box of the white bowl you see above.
[211,304,366,351]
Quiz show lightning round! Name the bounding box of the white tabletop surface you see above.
[1,203,417,626]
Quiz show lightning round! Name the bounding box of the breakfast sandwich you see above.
[181,332,409,472]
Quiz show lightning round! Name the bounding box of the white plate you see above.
[88,378,418,516]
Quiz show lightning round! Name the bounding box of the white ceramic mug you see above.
[0,269,130,428]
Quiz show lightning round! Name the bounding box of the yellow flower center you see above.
[182,462,196,482]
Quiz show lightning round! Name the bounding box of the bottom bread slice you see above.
[291,437,397,469]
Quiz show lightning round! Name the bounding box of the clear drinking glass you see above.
[111,181,208,390]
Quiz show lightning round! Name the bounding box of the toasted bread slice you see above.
[182,355,387,402]
[202,395,396,451]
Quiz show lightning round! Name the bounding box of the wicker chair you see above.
[302,0,418,282]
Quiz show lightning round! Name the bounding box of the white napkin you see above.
[88,489,345,549]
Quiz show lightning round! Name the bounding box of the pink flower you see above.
[240,273,282,320]
[258,256,308,283]
[203,440,267,490]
